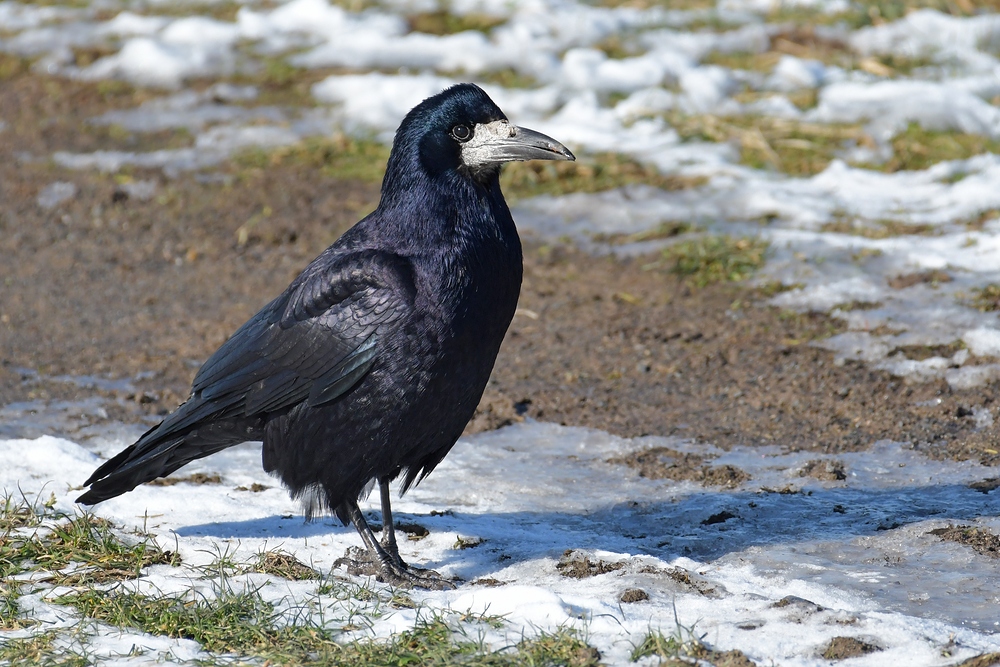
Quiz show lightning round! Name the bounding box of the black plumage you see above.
[77,83,574,587]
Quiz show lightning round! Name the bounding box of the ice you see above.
[35,180,77,209]
[808,80,1000,141]
[0,1,81,31]
[4,421,1000,664]
[80,34,236,89]
[963,327,1000,357]
[767,55,834,91]
[850,9,1000,63]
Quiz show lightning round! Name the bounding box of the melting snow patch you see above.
[3,421,1000,664]
[36,181,77,209]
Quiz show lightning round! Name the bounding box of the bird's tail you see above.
[77,401,263,505]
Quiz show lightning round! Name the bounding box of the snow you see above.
[3,420,1000,665]
[4,0,1000,662]
[35,181,77,209]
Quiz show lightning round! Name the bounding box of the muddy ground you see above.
[2,64,1000,485]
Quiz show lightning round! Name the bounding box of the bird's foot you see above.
[334,546,456,590]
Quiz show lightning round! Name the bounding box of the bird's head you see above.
[386,83,575,189]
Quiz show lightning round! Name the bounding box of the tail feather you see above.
[78,403,264,505]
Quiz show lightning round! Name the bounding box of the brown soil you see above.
[798,459,847,481]
[609,447,751,488]
[147,473,222,486]
[619,588,648,602]
[556,549,624,578]
[821,636,881,660]
[3,63,1000,471]
[640,565,720,596]
[928,525,1000,558]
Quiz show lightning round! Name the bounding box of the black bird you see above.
[77,83,574,588]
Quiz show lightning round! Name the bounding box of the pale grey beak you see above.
[461,120,575,169]
[499,125,576,163]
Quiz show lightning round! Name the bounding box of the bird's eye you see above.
[451,124,472,142]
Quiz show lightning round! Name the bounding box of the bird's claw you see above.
[334,546,456,590]
[379,560,456,590]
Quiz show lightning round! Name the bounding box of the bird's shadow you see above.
[175,515,351,540]
[175,481,1000,581]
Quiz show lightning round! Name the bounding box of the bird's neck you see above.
[375,170,517,256]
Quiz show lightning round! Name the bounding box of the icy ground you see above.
[4,0,1000,663]
[3,414,1000,665]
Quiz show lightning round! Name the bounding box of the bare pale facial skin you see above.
[459,120,518,169]
[458,120,575,171]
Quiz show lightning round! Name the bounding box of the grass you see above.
[820,217,938,238]
[592,221,694,246]
[0,514,179,584]
[764,0,1000,29]
[500,153,706,202]
[658,235,769,287]
[0,632,89,667]
[60,587,313,657]
[667,112,864,177]
[0,53,31,81]
[1,582,28,630]
[474,68,539,90]
[58,585,600,666]
[407,11,505,35]
[254,549,320,580]
[702,50,783,73]
[1,495,179,588]
[969,284,1000,312]
[235,141,705,200]
[666,113,999,177]
[597,0,715,10]
[631,624,756,667]
[877,123,1000,173]
[234,135,391,184]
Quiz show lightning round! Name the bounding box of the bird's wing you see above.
[77,249,416,500]
[173,248,416,431]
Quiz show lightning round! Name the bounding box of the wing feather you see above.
[172,250,414,435]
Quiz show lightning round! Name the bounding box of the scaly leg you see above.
[342,499,454,590]
[378,476,406,569]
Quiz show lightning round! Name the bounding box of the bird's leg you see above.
[344,499,455,590]
[378,476,406,570]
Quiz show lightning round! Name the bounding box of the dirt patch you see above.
[556,550,624,578]
[254,551,318,580]
[928,525,1000,558]
[367,522,429,540]
[608,448,750,488]
[470,577,505,587]
[148,473,222,486]
[772,596,825,623]
[3,66,1000,470]
[798,459,847,481]
[708,650,758,667]
[821,636,881,660]
[619,588,649,603]
[454,536,484,549]
[955,654,1000,667]
[235,483,270,492]
[639,565,720,597]
[887,270,952,290]
[969,478,1000,494]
